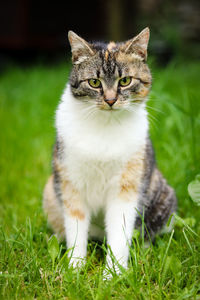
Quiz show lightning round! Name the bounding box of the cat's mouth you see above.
[100,106,121,112]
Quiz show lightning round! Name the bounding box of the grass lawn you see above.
[0,59,200,299]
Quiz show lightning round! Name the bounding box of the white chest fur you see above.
[56,85,148,212]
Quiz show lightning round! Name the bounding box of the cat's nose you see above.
[104,98,117,107]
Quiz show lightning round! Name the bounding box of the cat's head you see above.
[68,28,151,111]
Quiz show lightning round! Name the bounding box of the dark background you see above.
[0,0,200,66]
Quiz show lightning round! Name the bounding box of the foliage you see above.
[48,235,60,269]
[188,174,200,206]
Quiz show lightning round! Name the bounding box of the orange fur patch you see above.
[69,209,85,220]
[120,150,145,201]
[138,87,150,98]
[105,50,109,61]
[62,180,81,206]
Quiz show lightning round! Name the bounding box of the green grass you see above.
[0,60,200,299]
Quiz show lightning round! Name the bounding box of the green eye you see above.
[88,79,101,88]
[119,76,132,87]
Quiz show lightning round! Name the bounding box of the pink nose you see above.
[104,98,117,107]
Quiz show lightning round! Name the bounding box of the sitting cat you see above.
[43,28,177,274]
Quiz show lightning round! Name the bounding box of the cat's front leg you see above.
[61,179,90,268]
[64,206,90,268]
[105,153,144,275]
[105,197,138,274]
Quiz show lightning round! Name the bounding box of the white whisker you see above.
[145,104,164,115]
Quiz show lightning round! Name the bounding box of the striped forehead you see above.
[105,42,117,60]
[99,42,121,80]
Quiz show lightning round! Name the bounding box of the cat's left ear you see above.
[68,31,95,64]
[122,27,150,61]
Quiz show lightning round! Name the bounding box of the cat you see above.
[43,27,177,274]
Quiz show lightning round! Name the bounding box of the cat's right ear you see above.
[121,27,150,61]
[68,31,95,64]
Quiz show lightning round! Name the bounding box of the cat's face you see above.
[68,28,152,111]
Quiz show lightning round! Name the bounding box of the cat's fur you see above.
[43,28,177,273]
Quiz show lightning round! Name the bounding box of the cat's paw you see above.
[103,265,123,281]
[105,254,127,278]
[69,257,86,269]
[103,268,114,281]
[103,261,125,280]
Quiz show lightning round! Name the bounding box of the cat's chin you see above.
[99,107,137,117]
[100,108,120,112]
[99,106,126,112]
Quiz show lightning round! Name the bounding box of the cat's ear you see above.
[68,31,95,64]
[122,27,150,61]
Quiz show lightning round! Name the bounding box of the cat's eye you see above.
[119,76,132,87]
[88,79,102,88]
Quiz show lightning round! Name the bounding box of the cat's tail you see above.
[43,175,65,240]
